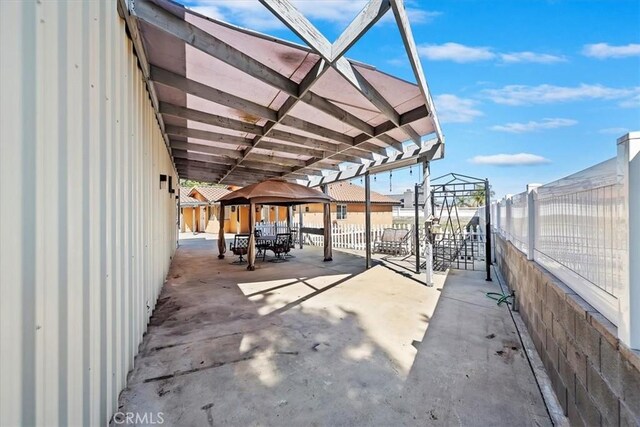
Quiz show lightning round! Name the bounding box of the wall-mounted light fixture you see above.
[168,176,175,194]
[159,174,167,189]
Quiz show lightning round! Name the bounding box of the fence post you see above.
[504,195,512,241]
[526,184,541,261]
[618,132,640,349]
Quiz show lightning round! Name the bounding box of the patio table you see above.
[256,235,276,261]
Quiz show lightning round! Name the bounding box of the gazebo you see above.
[218,179,334,270]
[123,0,445,277]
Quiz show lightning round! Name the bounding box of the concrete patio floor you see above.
[115,235,551,426]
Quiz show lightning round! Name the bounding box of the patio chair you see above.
[269,233,291,263]
[285,231,295,258]
[255,229,273,261]
[230,234,250,264]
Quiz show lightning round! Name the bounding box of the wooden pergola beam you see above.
[331,0,391,60]
[133,0,298,95]
[169,140,243,159]
[260,0,400,128]
[390,0,443,143]
[165,125,253,148]
[151,65,278,121]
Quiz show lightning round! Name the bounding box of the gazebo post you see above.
[247,201,256,270]
[365,172,372,269]
[217,202,226,259]
[322,184,332,262]
[286,206,291,233]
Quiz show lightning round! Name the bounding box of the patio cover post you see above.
[286,206,291,232]
[248,201,256,270]
[423,161,433,286]
[414,183,420,273]
[322,184,333,261]
[365,172,372,269]
[484,179,492,282]
[217,202,226,259]
[298,206,303,249]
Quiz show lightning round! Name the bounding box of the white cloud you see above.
[491,118,577,133]
[483,83,640,106]
[434,94,483,123]
[469,153,551,166]
[619,93,640,108]
[599,127,629,135]
[188,1,440,32]
[417,43,565,64]
[418,42,495,63]
[499,51,566,64]
[583,43,640,59]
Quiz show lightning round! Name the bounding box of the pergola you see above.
[121,0,444,187]
[121,0,444,276]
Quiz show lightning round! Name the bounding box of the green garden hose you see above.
[486,291,514,306]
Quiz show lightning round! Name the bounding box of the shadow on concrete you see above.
[114,237,550,426]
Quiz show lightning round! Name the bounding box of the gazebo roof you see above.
[122,0,444,186]
[218,179,333,206]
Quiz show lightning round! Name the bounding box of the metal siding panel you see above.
[0,2,177,424]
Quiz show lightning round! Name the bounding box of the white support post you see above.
[365,172,372,269]
[505,195,513,241]
[617,132,639,349]
[526,184,541,261]
[423,161,433,286]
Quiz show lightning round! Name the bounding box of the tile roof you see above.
[190,186,231,203]
[179,189,206,206]
[328,182,400,205]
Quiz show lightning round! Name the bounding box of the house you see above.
[179,192,208,233]
[300,182,400,226]
[180,186,289,234]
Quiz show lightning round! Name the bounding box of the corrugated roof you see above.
[179,189,206,206]
[328,182,400,205]
[190,186,231,203]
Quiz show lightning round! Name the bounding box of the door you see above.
[199,206,207,232]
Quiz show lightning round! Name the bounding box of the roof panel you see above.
[185,45,281,109]
[185,12,315,81]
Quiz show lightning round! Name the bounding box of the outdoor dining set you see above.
[229,229,297,265]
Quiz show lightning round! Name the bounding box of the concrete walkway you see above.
[115,236,550,426]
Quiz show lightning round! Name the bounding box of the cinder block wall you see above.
[495,236,640,426]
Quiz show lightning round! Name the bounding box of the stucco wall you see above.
[300,203,395,226]
[0,2,178,425]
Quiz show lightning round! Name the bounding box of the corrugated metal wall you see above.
[0,1,178,425]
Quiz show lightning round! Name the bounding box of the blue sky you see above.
[184,0,640,199]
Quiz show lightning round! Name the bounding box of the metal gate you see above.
[430,173,492,280]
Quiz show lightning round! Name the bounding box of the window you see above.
[336,204,347,220]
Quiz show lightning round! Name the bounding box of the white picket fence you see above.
[256,221,486,257]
